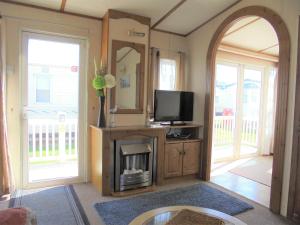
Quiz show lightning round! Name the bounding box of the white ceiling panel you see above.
[64,0,107,18]
[64,0,180,23]
[225,16,259,35]
[222,17,279,56]
[155,0,238,35]
[13,0,61,10]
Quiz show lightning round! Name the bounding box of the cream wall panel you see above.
[187,0,300,216]
[150,30,187,52]
[150,30,189,91]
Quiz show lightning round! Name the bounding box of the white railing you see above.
[28,118,78,162]
[213,116,258,147]
[241,118,258,146]
[213,116,235,146]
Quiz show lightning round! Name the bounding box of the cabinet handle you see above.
[182,150,186,155]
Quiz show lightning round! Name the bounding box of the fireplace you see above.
[114,138,156,192]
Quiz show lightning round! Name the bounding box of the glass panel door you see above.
[212,63,238,161]
[22,32,86,187]
[240,67,262,155]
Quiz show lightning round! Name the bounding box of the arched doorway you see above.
[203,6,290,213]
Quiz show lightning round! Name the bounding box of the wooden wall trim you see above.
[151,0,187,29]
[60,0,67,12]
[258,43,279,53]
[185,0,242,37]
[287,16,300,222]
[108,9,150,26]
[204,6,290,214]
[0,0,102,21]
[151,28,186,37]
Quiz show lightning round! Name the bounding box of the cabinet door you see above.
[183,142,201,175]
[164,143,183,178]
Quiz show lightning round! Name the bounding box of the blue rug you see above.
[9,185,90,225]
[95,183,253,225]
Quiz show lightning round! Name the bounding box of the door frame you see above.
[287,16,300,222]
[21,31,88,188]
[203,6,290,214]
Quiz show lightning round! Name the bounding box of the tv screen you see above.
[154,90,194,123]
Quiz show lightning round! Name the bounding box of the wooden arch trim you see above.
[204,6,290,214]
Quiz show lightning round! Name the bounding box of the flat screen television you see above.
[154,90,194,125]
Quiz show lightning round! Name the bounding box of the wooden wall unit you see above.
[90,125,165,195]
[90,124,202,196]
[100,9,150,127]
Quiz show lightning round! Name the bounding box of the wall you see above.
[150,30,187,52]
[107,18,149,126]
[150,30,189,90]
[0,2,102,187]
[187,0,300,216]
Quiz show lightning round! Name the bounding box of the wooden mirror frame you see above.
[203,6,290,214]
[111,40,145,114]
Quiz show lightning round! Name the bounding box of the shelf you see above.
[165,138,202,144]
[152,123,203,129]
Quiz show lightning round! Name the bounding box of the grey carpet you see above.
[9,185,90,225]
[95,183,253,225]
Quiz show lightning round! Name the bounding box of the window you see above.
[36,74,50,103]
[159,58,177,90]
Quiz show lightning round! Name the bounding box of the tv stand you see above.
[162,124,203,179]
[160,121,186,126]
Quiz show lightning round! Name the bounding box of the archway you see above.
[203,6,290,213]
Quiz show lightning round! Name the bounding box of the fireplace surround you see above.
[114,138,157,192]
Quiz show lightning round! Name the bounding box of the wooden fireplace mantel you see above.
[90,125,166,196]
[90,124,203,196]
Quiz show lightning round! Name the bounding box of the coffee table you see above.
[129,206,247,225]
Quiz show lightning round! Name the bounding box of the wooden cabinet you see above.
[183,142,201,175]
[164,141,201,178]
[164,143,183,177]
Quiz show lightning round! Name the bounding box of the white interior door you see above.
[21,32,87,188]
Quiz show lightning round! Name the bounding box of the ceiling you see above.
[7,0,241,36]
[221,16,279,56]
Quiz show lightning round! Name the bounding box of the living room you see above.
[0,0,300,225]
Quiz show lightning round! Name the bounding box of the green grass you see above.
[29,145,77,165]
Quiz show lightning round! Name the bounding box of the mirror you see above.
[111,40,145,114]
